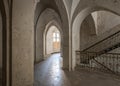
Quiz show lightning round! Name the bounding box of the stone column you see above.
[12,0,35,86]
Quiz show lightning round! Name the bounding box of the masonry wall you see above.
[80,11,120,51]
[80,15,96,50]
[96,11,120,35]
[79,11,120,72]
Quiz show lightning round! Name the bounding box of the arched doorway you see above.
[45,25,61,57]
[35,0,69,69]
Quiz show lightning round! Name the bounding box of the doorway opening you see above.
[45,25,61,56]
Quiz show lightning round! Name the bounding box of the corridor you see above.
[34,53,70,86]
[34,54,120,86]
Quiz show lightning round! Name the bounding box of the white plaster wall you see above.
[0,12,2,69]
[46,28,53,55]
[12,0,35,86]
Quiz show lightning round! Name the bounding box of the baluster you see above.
[86,52,88,68]
[106,54,108,70]
[110,54,113,72]
[84,52,86,68]
[80,52,82,67]
[117,55,120,74]
[89,52,90,68]
[96,53,98,71]
[115,55,117,73]
[100,54,102,71]
[115,55,118,73]
[82,52,84,68]
[113,54,115,72]
[103,54,106,72]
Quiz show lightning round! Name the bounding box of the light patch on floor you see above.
[34,53,120,86]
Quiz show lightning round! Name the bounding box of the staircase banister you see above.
[83,31,120,51]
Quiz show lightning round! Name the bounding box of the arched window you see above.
[53,30,60,52]
[53,31,60,42]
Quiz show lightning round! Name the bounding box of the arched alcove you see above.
[45,25,61,56]
[80,14,96,51]
[43,20,64,58]
[35,0,70,70]
[46,26,60,54]
[35,8,64,63]
[80,10,120,51]
[72,6,120,70]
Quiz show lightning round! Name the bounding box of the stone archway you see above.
[35,0,70,70]
[80,10,120,52]
[43,22,63,59]
[35,8,66,68]
[71,6,120,70]
[72,0,120,21]
[35,8,62,63]
[45,26,61,55]
[44,20,64,58]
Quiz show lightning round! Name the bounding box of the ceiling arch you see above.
[72,0,120,24]
[71,0,80,17]
[34,0,69,30]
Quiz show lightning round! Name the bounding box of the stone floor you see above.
[34,53,120,86]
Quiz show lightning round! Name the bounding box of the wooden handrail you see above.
[83,31,120,51]
[76,51,120,55]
